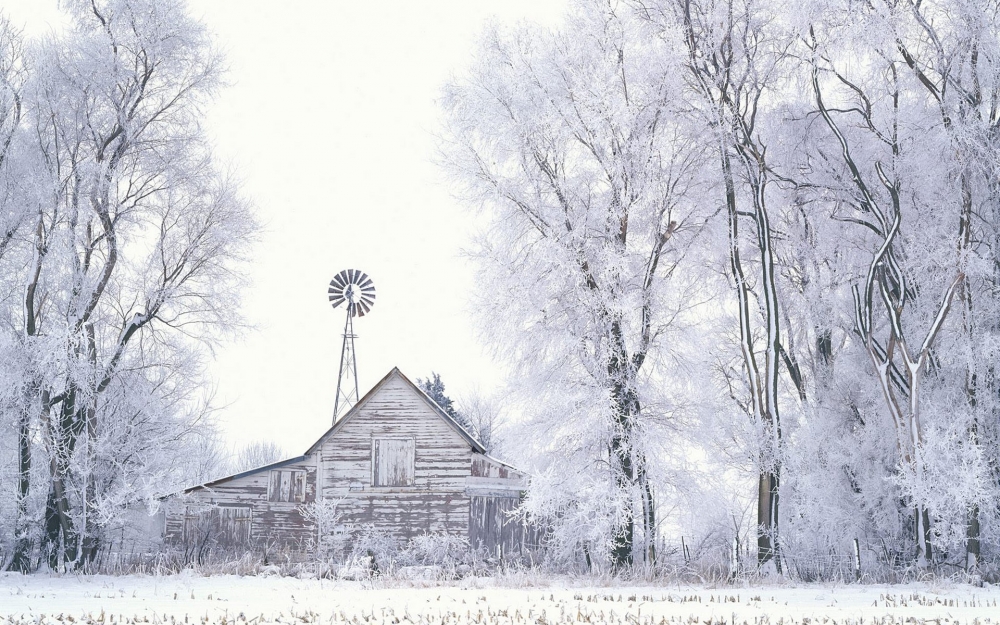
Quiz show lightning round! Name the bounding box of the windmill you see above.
[328,269,375,422]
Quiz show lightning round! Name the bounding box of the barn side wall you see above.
[467,453,538,556]
[163,457,318,553]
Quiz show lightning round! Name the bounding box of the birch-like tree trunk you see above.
[639,0,790,570]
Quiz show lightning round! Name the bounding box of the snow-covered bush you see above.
[349,525,401,574]
[404,532,470,567]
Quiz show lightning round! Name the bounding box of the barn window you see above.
[371,438,415,487]
[268,469,306,502]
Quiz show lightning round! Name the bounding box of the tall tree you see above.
[635,0,797,571]
[444,0,708,569]
[0,0,254,571]
[0,12,31,573]
[436,0,1000,574]
[802,0,1000,568]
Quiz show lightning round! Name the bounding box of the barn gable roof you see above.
[164,367,494,498]
[305,367,487,455]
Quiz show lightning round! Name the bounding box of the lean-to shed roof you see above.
[171,455,309,496]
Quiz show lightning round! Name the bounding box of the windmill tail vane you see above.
[329,269,375,423]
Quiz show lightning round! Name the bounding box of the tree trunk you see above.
[608,318,642,570]
[609,407,635,569]
[45,385,85,566]
[748,172,782,571]
[967,505,981,570]
[81,322,100,565]
[721,136,782,571]
[958,172,981,570]
[916,506,933,566]
[13,231,45,572]
[757,471,779,568]
[640,466,656,564]
[10,405,33,572]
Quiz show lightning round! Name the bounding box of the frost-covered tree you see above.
[632,0,801,572]
[0,0,254,571]
[231,440,286,474]
[456,391,508,457]
[794,0,1000,570]
[0,12,30,573]
[444,0,1000,575]
[443,0,711,569]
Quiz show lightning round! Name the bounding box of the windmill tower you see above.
[328,269,375,423]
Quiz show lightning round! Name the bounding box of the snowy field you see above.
[1,574,999,624]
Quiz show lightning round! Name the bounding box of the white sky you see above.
[2,0,568,456]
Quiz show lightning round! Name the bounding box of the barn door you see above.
[183,505,252,547]
[216,506,253,545]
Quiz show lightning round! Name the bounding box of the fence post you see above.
[681,536,690,565]
[853,538,861,581]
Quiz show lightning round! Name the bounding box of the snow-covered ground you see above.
[1,574,999,624]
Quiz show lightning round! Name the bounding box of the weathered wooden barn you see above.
[163,368,532,558]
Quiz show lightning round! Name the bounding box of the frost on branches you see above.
[797,0,1000,570]
[444,0,1000,575]
[0,0,254,572]
[443,3,711,570]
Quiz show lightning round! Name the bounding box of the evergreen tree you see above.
[418,373,473,434]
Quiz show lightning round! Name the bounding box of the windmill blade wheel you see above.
[329,269,376,317]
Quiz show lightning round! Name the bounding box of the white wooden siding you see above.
[164,457,316,548]
[317,373,474,537]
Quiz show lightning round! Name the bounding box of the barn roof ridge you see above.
[304,366,488,455]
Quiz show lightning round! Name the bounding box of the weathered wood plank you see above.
[469,495,542,557]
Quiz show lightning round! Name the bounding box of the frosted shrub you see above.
[350,525,401,574]
[405,532,471,567]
